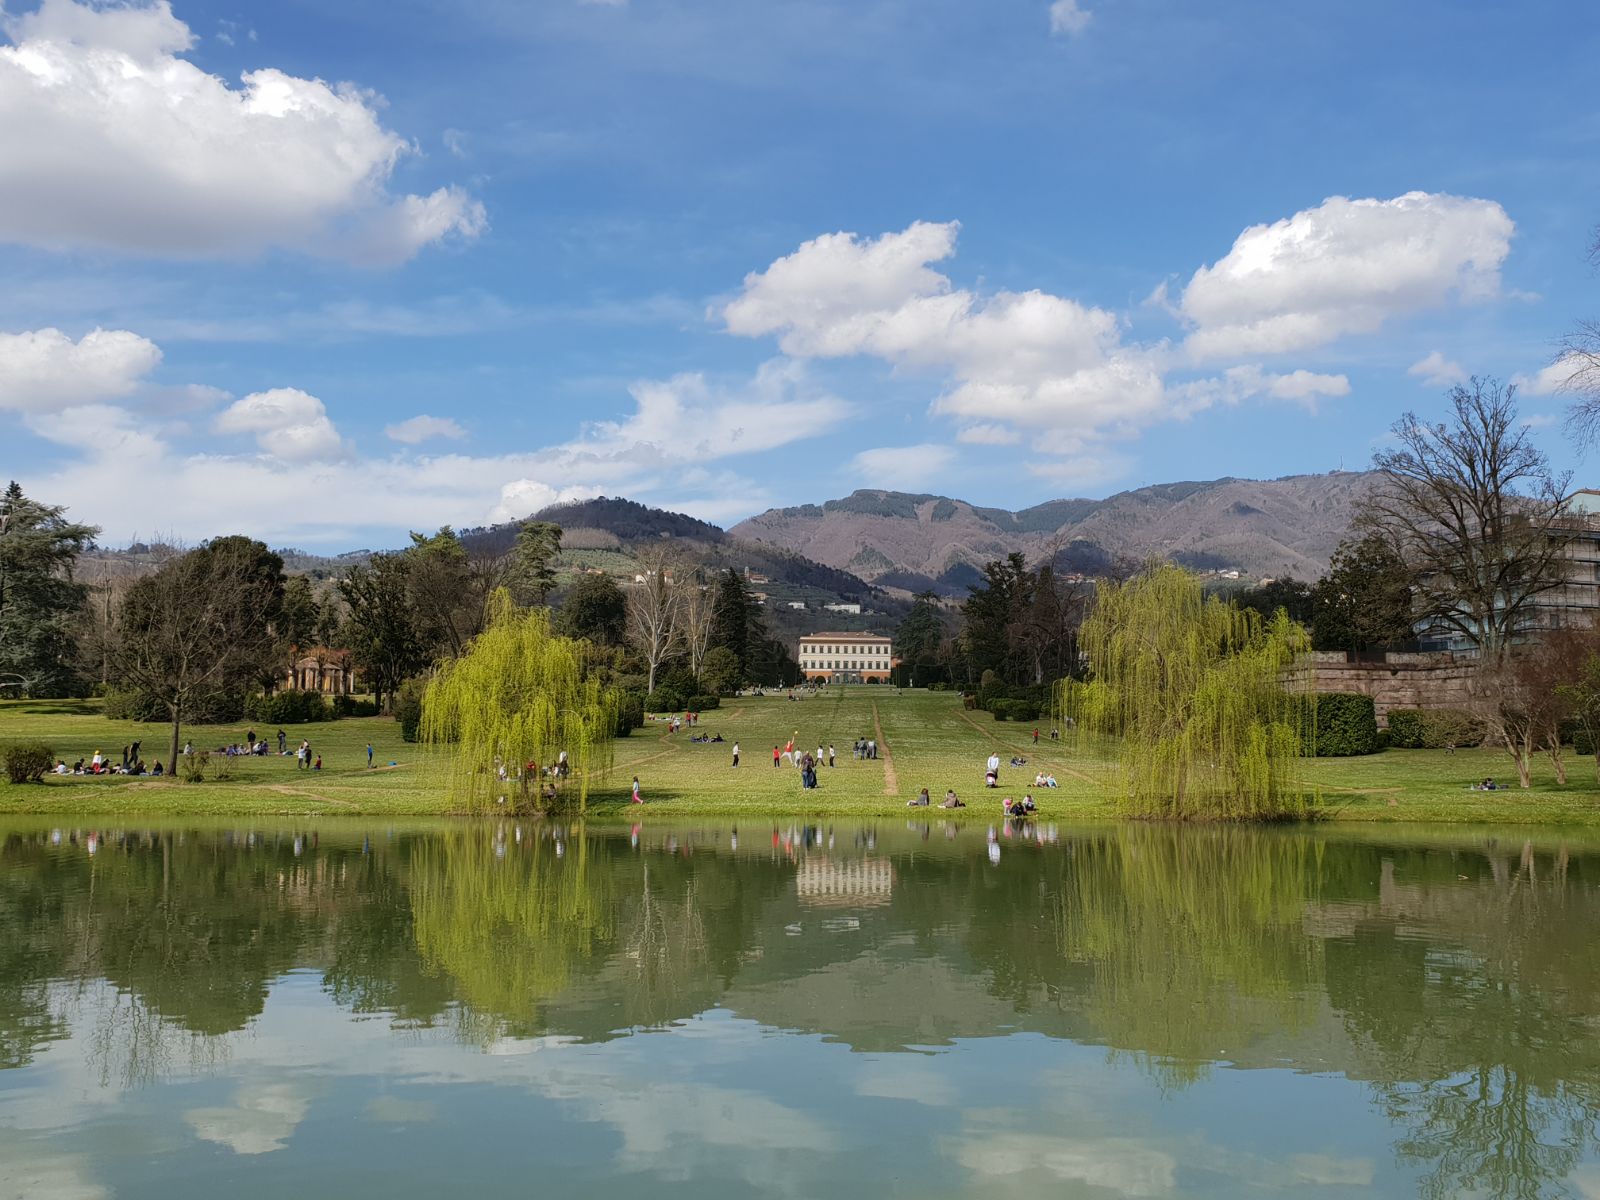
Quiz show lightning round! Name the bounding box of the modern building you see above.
[798,632,895,683]
[1416,488,1600,652]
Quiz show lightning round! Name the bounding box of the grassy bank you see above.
[2,690,1597,823]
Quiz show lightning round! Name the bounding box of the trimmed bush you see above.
[1386,709,1425,749]
[1576,729,1595,758]
[1419,708,1486,750]
[332,695,381,718]
[5,743,55,784]
[246,690,330,724]
[101,686,166,722]
[1302,692,1380,757]
[646,687,685,715]
[990,702,1011,721]
[686,694,721,711]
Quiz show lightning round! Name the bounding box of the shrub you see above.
[1577,729,1596,758]
[1386,709,1425,749]
[332,695,381,718]
[395,678,426,744]
[246,690,330,724]
[5,743,55,784]
[1419,708,1486,749]
[101,686,166,722]
[686,694,721,711]
[614,690,645,737]
[646,687,685,714]
[991,702,1011,721]
[1302,692,1380,757]
[180,749,210,783]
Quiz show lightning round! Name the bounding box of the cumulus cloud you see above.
[0,327,162,413]
[386,414,467,444]
[1180,192,1513,359]
[1514,352,1586,396]
[214,388,344,461]
[0,0,485,263]
[719,222,1168,459]
[1049,0,1092,36]
[956,423,1021,446]
[1407,350,1468,389]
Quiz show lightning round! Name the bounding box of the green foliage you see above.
[895,592,946,686]
[554,572,627,646]
[245,689,330,724]
[686,694,721,711]
[4,742,54,783]
[1233,577,1314,626]
[613,690,645,736]
[1577,729,1595,758]
[1387,709,1425,749]
[712,569,758,673]
[959,554,1085,689]
[510,520,563,606]
[339,553,428,710]
[700,645,742,696]
[395,677,426,743]
[0,482,99,697]
[420,591,618,810]
[1311,533,1416,652]
[279,575,320,650]
[1063,563,1314,820]
[102,685,167,722]
[1388,707,1486,749]
[331,695,381,718]
[1301,693,1380,757]
[646,687,685,714]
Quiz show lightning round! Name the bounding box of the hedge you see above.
[1386,707,1485,750]
[1301,692,1381,757]
[686,694,721,712]
[245,690,330,724]
[645,687,685,714]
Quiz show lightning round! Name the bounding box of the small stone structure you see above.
[286,647,357,696]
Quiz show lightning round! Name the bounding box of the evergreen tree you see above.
[555,572,627,646]
[895,591,946,686]
[711,569,758,672]
[0,482,98,696]
[338,553,427,711]
[509,520,563,606]
[1233,578,1315,627]
[1311,534,1416,652]
[280,575,320,649]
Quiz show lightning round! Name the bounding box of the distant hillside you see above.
[731,473,1374,592]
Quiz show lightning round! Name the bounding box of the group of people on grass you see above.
[906,787,1037,815]
[54,753,164,777]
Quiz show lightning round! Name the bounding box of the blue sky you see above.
[1,0,1596,548]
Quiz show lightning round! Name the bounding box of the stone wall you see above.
[1291,651,1477,725]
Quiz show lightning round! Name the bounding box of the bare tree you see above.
[626,548,682,694]
[1475,636,1574,788]
[1358,377,1573,663]
[677,572,717,683]
[1559,230,1600,447]
[111,538,285,775]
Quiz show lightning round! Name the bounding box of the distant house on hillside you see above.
[787,600,806,610]
[823,602,862,615]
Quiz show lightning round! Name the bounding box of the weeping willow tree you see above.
[421,590,619,811]
[1063,563,1314,820]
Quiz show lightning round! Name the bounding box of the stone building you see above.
[798,632,894,683]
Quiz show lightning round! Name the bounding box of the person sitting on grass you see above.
[1021,794,1036,812]
[907,787,931,807]
[942,790,963,808]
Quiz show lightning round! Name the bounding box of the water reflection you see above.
[2,819,1599,1196]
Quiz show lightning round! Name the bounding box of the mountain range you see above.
[729,472,1374,594]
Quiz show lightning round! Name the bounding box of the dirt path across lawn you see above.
[872,702,899,796]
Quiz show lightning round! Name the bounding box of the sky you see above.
[1,0,1597,550]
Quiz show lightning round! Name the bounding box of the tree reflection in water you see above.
[2,821,1600,1195]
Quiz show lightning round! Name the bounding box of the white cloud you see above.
[1514,352,1586,396]
[956,423,1021,446]
[1168,364,1350,415]
[1180,192,1514,359]
[214,388,344,461]
[386,414,467,444]
[1407,350,1468,389]
[0,0,485,263]
[0,327,161,413]
[1049,0,1092,36]
[719,222,1169,457]
[185,1083,310,1156]
[850,444,955,490]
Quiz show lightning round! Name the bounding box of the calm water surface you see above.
[2,817,1599,1199]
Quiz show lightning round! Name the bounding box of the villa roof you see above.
[799,631,891,640]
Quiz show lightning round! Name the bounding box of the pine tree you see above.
[0,482,99,696]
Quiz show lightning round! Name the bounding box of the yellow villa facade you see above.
[798,632,895,683]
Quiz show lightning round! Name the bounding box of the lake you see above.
[2,817,1598,1198]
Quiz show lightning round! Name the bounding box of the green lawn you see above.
[2,690,1597,823]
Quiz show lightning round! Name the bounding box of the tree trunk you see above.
[1549,743,1567,786]
[168,702,182,783]
[1514,739,1532,789]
